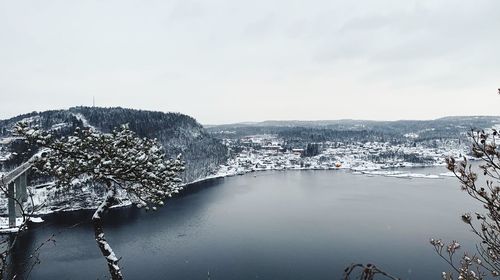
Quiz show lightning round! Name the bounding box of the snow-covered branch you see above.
[14,122,185,279]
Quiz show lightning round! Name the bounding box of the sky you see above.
[0,0,499,124]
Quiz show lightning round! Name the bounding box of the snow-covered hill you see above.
[0,107,228,182]
[0,107,228,216]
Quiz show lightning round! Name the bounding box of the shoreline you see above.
[0,162,460,233]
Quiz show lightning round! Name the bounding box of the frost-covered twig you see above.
[343,263,400,280]
[433,128,500,279]
[0,171,42,279]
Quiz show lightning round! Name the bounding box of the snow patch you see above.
[72,113,96,130]
[0,216,44,233]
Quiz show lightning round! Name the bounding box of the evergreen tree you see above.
[14,122,184,280]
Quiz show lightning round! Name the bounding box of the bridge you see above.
[1,160,33,229]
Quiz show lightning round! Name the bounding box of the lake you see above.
[13,167,480,279]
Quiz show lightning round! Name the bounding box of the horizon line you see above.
[203,115,500,126]
[1,106,500,126]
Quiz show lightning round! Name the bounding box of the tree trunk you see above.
[92,185,123,280]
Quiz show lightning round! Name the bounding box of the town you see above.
[213,134,467,179]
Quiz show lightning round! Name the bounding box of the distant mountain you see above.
[207,116,500,144]
[208,116,500,129]
[0,107,228,183]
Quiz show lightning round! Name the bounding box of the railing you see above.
[0,161,32,186]
[0,149,48,187]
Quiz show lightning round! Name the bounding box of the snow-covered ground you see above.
[359,170,441,179]
[211,135,468,180]
[0,134,467,232]
[72,113,97,131]
[0,217,44,233]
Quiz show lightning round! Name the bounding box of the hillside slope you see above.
[0,107,228,183]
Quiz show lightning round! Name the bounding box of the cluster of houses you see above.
[214,135,468,177]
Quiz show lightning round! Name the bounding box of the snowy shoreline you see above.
[0,163,458,233]
[203,162,457,182]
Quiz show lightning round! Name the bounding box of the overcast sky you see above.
[1,0,499,124]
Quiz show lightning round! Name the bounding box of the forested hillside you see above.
[0,107,228,182]
[208,116,500,146]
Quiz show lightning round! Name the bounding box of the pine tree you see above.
[14,122,184,280]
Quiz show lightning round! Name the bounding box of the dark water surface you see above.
[14,168,480,279]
